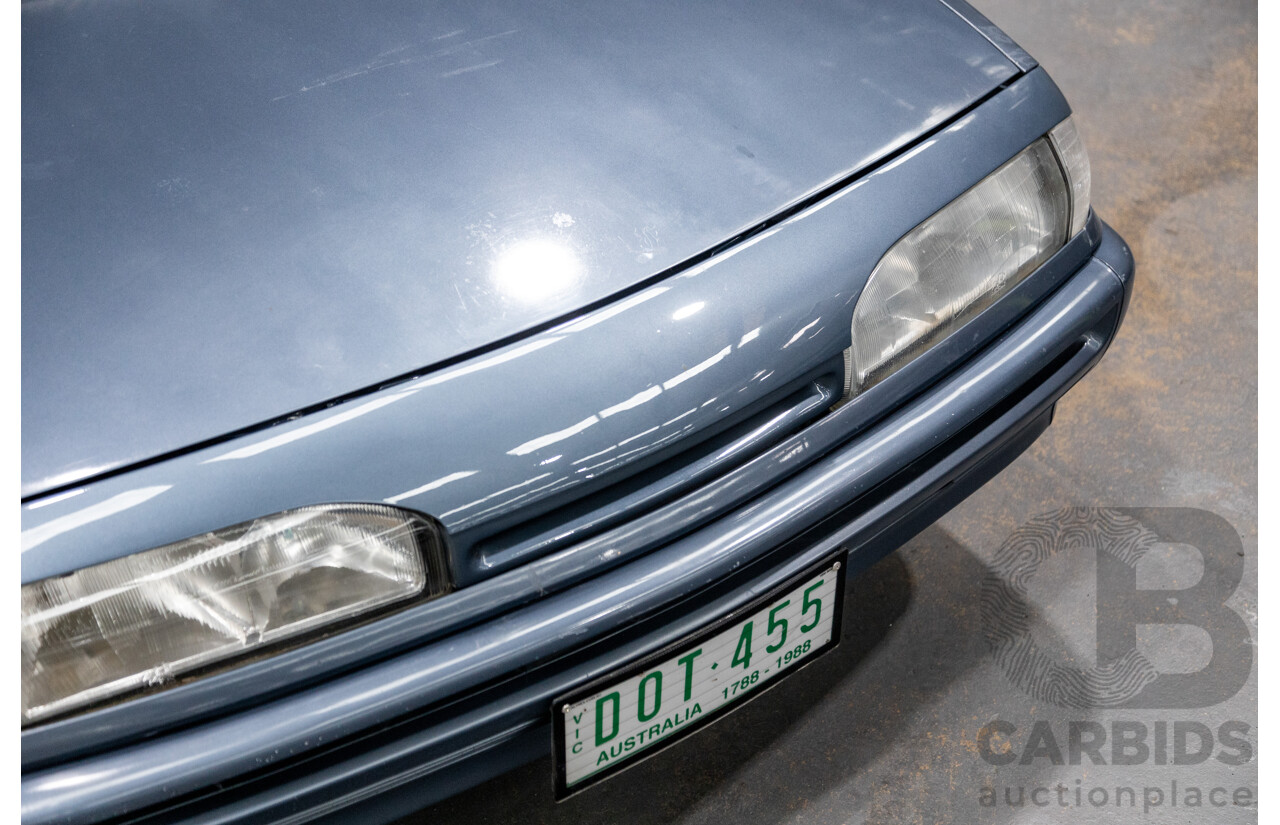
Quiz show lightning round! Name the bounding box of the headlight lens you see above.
[1049,117,1092,238]
[846,121,1088,396]
[22,504,446,725]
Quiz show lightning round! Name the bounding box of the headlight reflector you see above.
[846,134,1073,395]
[22,504,445,725]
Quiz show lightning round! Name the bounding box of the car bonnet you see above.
[22,0,1018,497]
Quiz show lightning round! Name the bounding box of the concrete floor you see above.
[401,2,1258,823]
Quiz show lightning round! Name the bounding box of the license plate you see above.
[553,555,846,798]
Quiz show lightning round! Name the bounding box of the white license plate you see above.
[553,556,845,797]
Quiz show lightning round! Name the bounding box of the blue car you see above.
[21,1,1134,822]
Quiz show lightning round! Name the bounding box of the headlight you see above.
[1048,117,1092,238]
[21,504,447,725]
[845,118,1090,396]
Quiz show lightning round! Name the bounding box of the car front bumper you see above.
[22,219,1135,825]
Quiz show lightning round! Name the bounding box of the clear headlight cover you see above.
[847,136,1072,395]
[1049,117,1092,237]
[22,504,446,725]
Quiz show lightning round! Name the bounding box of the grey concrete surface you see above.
[399,2,1258,823]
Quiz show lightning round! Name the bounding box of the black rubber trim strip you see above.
[936,0,1037,71]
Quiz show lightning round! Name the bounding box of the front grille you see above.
[456,356,846,576]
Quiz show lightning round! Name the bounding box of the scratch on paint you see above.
[271,30,517,101]
[439,60,501,78]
